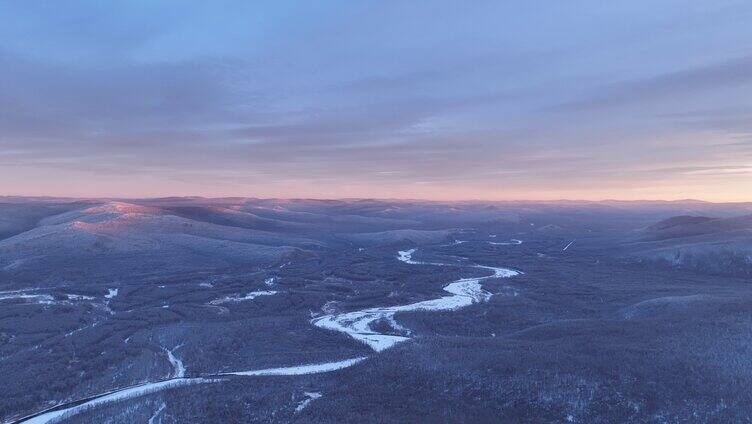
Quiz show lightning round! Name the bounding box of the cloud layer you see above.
[1,1,751,200]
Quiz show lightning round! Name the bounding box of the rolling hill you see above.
[623,214,752,276]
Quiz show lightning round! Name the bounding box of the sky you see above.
[1,1,751,201]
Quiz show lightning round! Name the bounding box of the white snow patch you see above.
[164,348,186,378]
[65,322,99,338]
[209,290,278,305]
[105,288,119,299]
[321,300,337,314]
[397,248,420,264]
[0,293,54,303]
[443,240,467,246]
[0,289,34,295]
[224,357,367,376]
[264,277,276,286]
[385,315,411,335]
[148,402,166,424]
[199,282,213,288]
[489,238,523,246]
[396,249,444,266]
[66,294,95,301]
[19,378,219,424]
[295,392,322,413]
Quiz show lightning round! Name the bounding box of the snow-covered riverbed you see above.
[312,249,520,352]
[17,247,520,423]
[19,378,219,424]
[223,357,367,377]
[165,347,185,378]
[17,358,366,424]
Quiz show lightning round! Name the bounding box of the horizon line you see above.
[2,194,751,205]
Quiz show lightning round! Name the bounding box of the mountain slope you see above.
[0,202,314,282]
[623,215,752,276]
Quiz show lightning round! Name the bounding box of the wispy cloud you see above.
[1,1,751,200]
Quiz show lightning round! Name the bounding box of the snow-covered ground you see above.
[19,378,219,424]
[395,248,444,266]
[65,294,95,301]
[164,348,186,378]
[105,288,118,299]
[0,290,96,305]
[442,239,467,246]
[295,392,322,413]
[147,402,166,424]
[224,357,367,376]
[396,248,420,264]
[0,293,54,303]
[18,358,366,423]
[18,246,520,422]
[209,290,278,305]
[312,248,520,352]
[489,238,523,246]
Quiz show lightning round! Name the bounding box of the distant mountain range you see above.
[2,197,752,281]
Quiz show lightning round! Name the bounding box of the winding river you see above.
[312,248,520,351]
[12,246,520,424]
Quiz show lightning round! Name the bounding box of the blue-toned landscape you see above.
[3,198,752,422]
[2,1,751,422]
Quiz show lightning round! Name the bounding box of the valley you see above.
[2,197,752,423]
